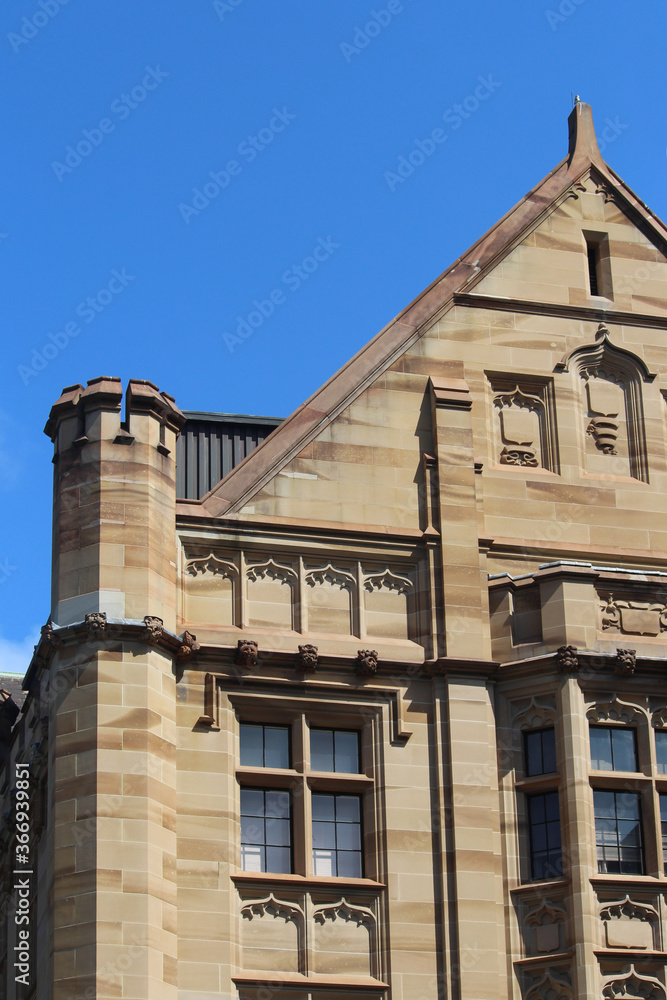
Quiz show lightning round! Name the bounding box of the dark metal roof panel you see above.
[176,412,283,500]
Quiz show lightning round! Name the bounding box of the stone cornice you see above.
[175,510,435,544]
[487,535,667,567]
[489,560,667,590]
[24,618,663,694]
[497,647,665,679]
[23,614,200,690]
[453,291,667,332]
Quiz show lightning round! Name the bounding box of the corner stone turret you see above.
[44,376,185,630]
[43,377,184,1000]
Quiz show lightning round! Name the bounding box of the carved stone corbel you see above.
[235,639,258,669]
[142,616,164,645]
[556,644,579,673]
[177,631,200,661]
[355,649,378,676]
[40,621,63,649]
[85,612,107,639]
[615,648,637,676]
[296,644,318,671]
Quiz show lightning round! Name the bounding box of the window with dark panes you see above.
[240,788,292,873]
[240,723,291,769]
[312,793,363,877]
[589,725,637,772]
[655,730,667,774]
[310,728,361,773]
[661,794,667,875]
[511,586,542,644]
[527,791,562,880]
[524,728,557,777]
[594,789,644,875]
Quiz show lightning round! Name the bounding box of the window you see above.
[655,731,667,774]
[237,714,372,879]
[240,788,291,873]
[527,792,562,880]
[590,725,637,772]
[661,794,667,876]
[310,728,361,773]
[512,587,543,644]
[584,232,611,298]
[594,790,644,875]
[587,242,600,295]
[312,793,363,877]
[240,723,290,768]
[524,728,557,777]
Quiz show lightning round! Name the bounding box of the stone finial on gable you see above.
[567,98,604,169]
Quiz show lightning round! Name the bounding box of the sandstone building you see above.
[3,100,667,999]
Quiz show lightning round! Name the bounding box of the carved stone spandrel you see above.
[493,385,544,468]
[512,695,557,730]
[525,899,567,956]
[525,970,573,1000]
[602,966,666,999]
[600,896,657,951]
[586,695,647,726]
[599,593,667,637]
[240,894,303,975]
[312,898,376,979]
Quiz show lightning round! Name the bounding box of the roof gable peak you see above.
[190,100,667,520]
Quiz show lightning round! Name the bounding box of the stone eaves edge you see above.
[181,118,667,521]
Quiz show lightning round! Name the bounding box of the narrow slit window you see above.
[584,232,612,298]
[587,242,600,295]
[527,791,562,880]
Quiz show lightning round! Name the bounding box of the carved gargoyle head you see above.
[355,649,378,676]
[177,631,200,661]
[296,644,318,671]
[235,640,259,669]
[143,616,164,646]
[85,612,107,639]
[556,644,579,673]
[615,648,637,675]
[40,621,63,649]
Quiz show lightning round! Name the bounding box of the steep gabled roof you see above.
[177,102,667,521]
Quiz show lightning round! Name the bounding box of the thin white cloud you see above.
[0,630,38,678]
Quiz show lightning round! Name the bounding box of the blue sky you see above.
[1,0,665,672]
